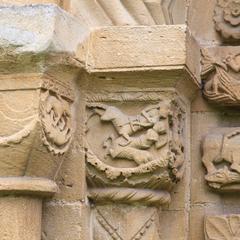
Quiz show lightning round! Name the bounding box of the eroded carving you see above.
[201,47,240,105]
[205,215,240,240]
[40,77,73,155]
[40,91,72,155]
[214,0,240,42]
[202,128,240,191]
[86,93,185,205]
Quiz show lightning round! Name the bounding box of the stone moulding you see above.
[0,177,58,197]
[89,0,186,25]
[88,188,171,206]
[85,91,186,206]
[205,215,240,240]
[201,47,240,106]
[214,0,240,43]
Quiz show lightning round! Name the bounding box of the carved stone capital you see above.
[201,46,240,106]
[85,91,186,206]
[0,73,74,180]
[214,0,240,43]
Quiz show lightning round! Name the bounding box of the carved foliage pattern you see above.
[205,215,240,240]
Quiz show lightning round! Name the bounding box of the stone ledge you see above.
[0,4,87,53]
[77,25,187,72]
[0,177,58,197]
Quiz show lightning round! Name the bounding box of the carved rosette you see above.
[85,92,185,206]
[201,47,240,106]
[214,0,240,43]
[0,74,74,180]
[205,215,240,240]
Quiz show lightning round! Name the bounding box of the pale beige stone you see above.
[205,215,240,240]
[0,5,87,53]
[77,25,187,72]
[0,196,42,240]
[69,0,186,27]
[42,201,90,240]
[0,0,60,5]
[1,1,239,239]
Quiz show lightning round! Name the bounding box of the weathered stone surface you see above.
[69,0,186,27]
[0,196,42,240]
[0,4,87,53]
[42,201,90,240]
[77,25,187,72]
[1,1,240,240]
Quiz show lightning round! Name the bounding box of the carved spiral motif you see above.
[214,0,240,42]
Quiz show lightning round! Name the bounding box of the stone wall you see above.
[0,0,239,240]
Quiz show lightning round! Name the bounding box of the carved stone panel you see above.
[201,47,240,106]
[40,78,73,155]
[93,205,161,240]
[205,215,240,240]
[85,91,185,206]
[202,127,240,192]
[214,0,240,43]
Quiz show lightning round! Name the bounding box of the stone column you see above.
[80,25,198,239]
[0,4,86,240]
[86,95,185,239]
[0,68,76,239]
[0,178,57,240]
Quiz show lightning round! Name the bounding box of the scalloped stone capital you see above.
[0,72,75,180]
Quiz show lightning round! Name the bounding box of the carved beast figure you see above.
[202,130,240,178]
